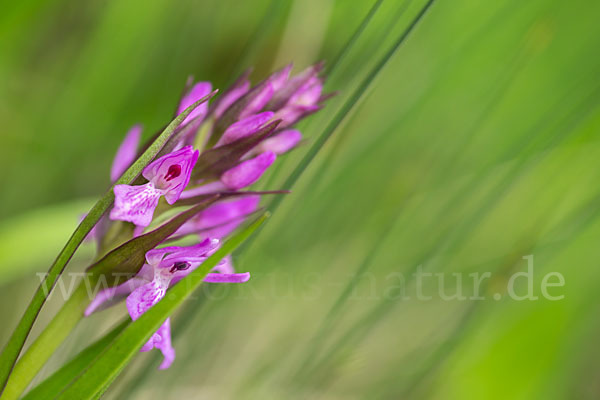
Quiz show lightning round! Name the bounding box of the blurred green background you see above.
[2,0,600,398]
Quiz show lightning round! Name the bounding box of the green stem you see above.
[1,283,89,400]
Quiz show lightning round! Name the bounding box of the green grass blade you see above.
[273,0,435,206]
[0,92,216,394]
[325,0,385,77]
[239,0,436,256]
[54,213,269,399]
[21,320,129,400]
[1,284,90,400]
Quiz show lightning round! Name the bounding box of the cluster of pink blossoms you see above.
[84,64,327,369]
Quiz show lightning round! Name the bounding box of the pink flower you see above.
[213,81,250,119]
[272,74,323,127]
[85,239,250,369]
[217,112,274,147]
[110,146,199,227]
[220,152,276,190]
[254,129,302,155]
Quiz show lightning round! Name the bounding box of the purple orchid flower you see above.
[213,80,250,119]
[85,239,249,369]
[269,64,293,92]
[110,146,199,227]
[238,82,274,120]
[78,64,331,376]
[217,111,274,147]
[272,75,323,127]
[221,151,276,190]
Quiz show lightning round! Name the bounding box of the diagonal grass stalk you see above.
[324,0,385,78]
[21,319,129,400]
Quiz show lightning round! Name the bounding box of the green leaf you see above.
[0,92,216,394]
[87,195,220,280]
[55,213,269,399]
[21,320,129,400]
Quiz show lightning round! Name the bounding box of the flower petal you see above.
[111,125,142,182]
[145,238,220,268]
[273,104,321,127]
[256,129,301,155]
[142,146,199,204]
[179,181,228,199]
[110,183,162,227]
[178,82,212,125]
[217,112,274,147]
[239,82,273,119]
[269,64,292,92]
[84,275,148,316]
[126,270,171,320]
[204,272,250,283]
[140,318,175,370]
[290,76,323,106]
[211,255,235,274]
[214,81,250,118]
[145,246,186,267]
[156,319,175,369]
[220,152,276,190]
[183,196,260,238]
[268,63,323,109]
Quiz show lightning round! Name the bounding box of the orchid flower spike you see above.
[110,146,199,227]
[85,239,250,369]
[78,63,331,375]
